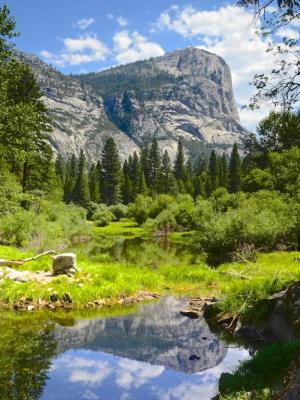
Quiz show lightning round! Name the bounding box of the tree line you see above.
[55,137,246,208]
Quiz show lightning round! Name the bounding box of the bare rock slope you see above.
[21,47,247,161]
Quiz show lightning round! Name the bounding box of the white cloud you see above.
[116,16,128,27]
[73,18,95,30]
[277,27,300,40]
[113,30,165,64]
[41,34,109,67]
[116,358,164,390]
[154,5,276,130]
[107,13,114,20]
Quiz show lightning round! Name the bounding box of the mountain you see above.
[19,47,247,162]
[18,52,139,162]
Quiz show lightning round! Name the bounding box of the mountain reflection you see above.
[0,297,249,400]
[54,297,228,373]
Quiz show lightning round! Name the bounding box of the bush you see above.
[0,200,90,251]
[109,204,128,220]
[148,194,175,219]
[92,204,115,227]
[242,169,274,193]
[193,191,297,262]
[144,209,177,234]
[129,195,153,225]
[173,194,195,229]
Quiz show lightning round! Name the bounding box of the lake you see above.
[0,296,249,400]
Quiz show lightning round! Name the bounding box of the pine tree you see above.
[193,174,208,199]
[159,150,175,193]
[137,169,148,195]
[184,159,194,195]
[209,150,218,191]
[148,139,161,193]
[229,143,242,193]
[121,160,133,204]
[73,150,90,207]
[89,163,100,203]
[140,145,150,187]
[220,153,228,188]
[63,156,76,203]
[101,137,122,205]
[174,139,186,181]
[55,154,66,187]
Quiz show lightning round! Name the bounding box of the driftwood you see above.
[0,250,56,267]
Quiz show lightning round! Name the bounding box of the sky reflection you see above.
[42,346,249,400]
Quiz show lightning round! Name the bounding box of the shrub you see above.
[109,204,128,220]
[129,195,153,225]
[173,194,195,229]
[193,191,297,262]
[144,209,177,234]
[92,204,115,227]
[242,169,274,193]
[0,200,90,251]
[148,194,175,219]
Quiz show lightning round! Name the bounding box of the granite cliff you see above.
[20,47,247,161]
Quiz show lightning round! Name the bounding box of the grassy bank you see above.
[0,239,299,314]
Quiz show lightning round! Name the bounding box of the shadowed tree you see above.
[101,137,122,205]
[229,143,242,193]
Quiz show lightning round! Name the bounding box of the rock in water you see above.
[52,253,77,276]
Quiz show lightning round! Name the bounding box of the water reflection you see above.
[54,297,228,373]
[71,236,202,267]
[0,298,250,400]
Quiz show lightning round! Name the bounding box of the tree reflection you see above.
[0,314,57,400]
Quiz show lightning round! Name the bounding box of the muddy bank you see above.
[0,291,160,312]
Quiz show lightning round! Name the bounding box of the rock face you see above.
[20,47,247,162]
[18,52,139,162]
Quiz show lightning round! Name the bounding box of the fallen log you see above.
[0,250,56,267]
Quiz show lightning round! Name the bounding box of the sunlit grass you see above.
[0,240,299,314]
[93,219,145,237]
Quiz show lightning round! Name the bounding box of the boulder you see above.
[265,281,300,340]
[180,297,219,319]
[52,253,78,276]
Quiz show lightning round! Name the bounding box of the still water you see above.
[0,297,249,400]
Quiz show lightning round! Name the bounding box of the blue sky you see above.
[5,0,297,129]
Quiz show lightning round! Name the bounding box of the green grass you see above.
[93,219,146,237]
[219,341,300,398]
[0,239,300,314]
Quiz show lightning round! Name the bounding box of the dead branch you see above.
[0,250,56,267]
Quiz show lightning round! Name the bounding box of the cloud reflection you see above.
[116,358,165,389]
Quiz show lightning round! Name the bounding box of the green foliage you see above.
[73,149,90,207]
[0,199,90,250]
[129,195,153,225]
[220,341,300,396]
[149,194,175,219]
[109,204,129,221]
[194,191,296,260]
[242,168,274,192]
[92,204,115,227]
[229,143,242,193]
[76,59,181,100]
[268,147,300,194]
[257,110,300,152]
[101,137,122,205]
